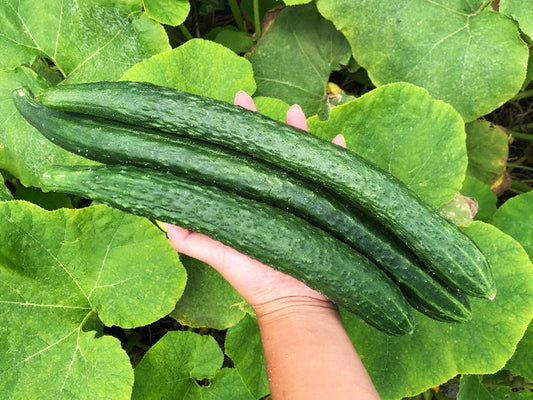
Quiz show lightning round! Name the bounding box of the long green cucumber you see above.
[40,81,496,299]
[40,164,415,336]
[15,88,471,322]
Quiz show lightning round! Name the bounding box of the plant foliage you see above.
[1,0,533,398]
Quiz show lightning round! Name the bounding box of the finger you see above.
[286,104,308,131]
[234,90,257,112]
[164,223,293,301]
[164,223,261,273]
[332,133,347,148]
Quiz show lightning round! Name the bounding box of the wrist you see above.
[253,295,339,323]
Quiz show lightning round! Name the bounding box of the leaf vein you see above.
[256,77,322,98]
[421,0,469,16]
[9,0,42,51]
[291,30,323,81]
[0,300,91,309]
[2,217,90,302]
[88,214,126,299]
[405,24,468,80]
[65,24,126,79]
[53,0,64,60]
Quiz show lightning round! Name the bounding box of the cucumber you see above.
[40,164,415,336]
[14,88,471,322]
[40,81,496,299]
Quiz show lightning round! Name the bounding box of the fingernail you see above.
[234,91,257,111]
[288,104,303,113]
[332,134,346,148]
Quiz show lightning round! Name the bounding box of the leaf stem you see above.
[228,0,246,32]
[253,0,261,39]
[511,122,533,131]
[477,0,494,12]
[511,181,532,193]
[178,24,194,41]
[508,163,533,172]
[513,89,533,101]
[510,131,533,141]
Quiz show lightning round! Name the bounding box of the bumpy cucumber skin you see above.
[40,82,496,299]
[40,165,415,336]
[15,88,471,322]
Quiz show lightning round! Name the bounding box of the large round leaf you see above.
[506,327,533,382]
[253,96,291,122]
[143,0,190,26]
[249,3,350,116]
[491,191,533,381]
[501,0,533,40]
[316,0,529,121]
[460,175,497,222]
[121,39,256,103]
[0,201,186,398]
[458,375,533,399]
[0,0,170,83]
[132,331,255,399]
[0,172,12,200]
[0,67,95,187]
[0,0,171,186]
[171,256,250,330]
[225,314,269,399]
[491,190,533,256]
[465,121,509,187]
[341,222,533,399]
[308,82,467,207]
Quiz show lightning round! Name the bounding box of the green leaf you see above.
[254,96,291,122]
[1,0,171,186]
[225,315,269,399]
[249,3,351,116]
[199,368,256,400]
[458,375,533,399]
[2,326,134,400]
[526,50,533,89]
[0,0,170,83]
[143,0,190,26]
[171,256,250,330]
[132,331,254,399]
[461,175,498,222]
[283,0,312,5]
[491,190,533,257]
[506,326,533,382]
[0,201,186,397]
[14,185,73,210]
[340,221,533,400]
[317,0,529,121]
[501,0,533,40]
[491,191,533,382]
[0,67,95,187]
[214,29,254,54]
[466,121,509,187]
[0,172,12,201]
[121,39,256,103]
[458,375,495,400]
[308,82,467,208]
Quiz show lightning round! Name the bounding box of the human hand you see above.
[165,91,347,318]
[165,94,380,399]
